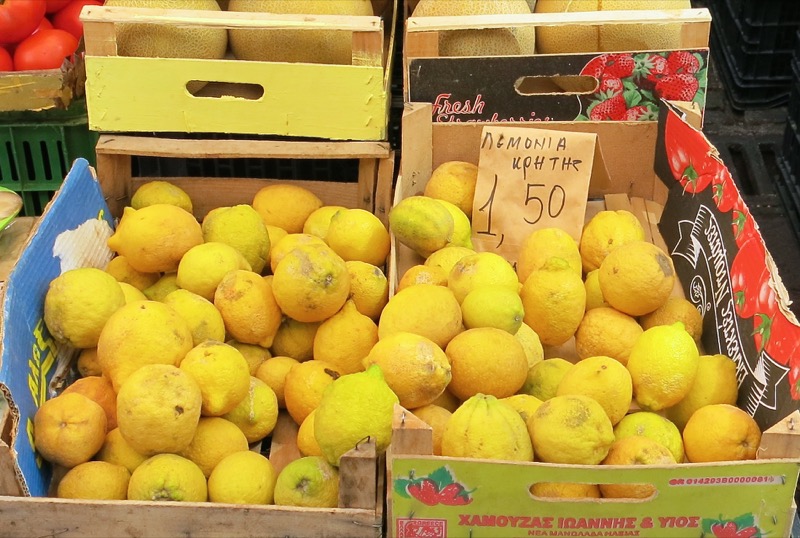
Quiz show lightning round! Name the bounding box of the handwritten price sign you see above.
[471,126,598,264]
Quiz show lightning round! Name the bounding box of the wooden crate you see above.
[80,1,397,141]
[0,55,84,113]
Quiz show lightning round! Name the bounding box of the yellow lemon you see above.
[666,354,739,431]
[389,195,454,258]
[116,364,202,456]
[614,411,685,463]
[77,347,101,377]
[119,282,147,303]
[314,300,378,374]
[579,210,646,273]
[520,357,573,401]
[442,394,533,461]
[627,322,700,411]
[177,241,252,300]
[529,394,615,465]
[61,375,118,430]
[574,307,643,365]
[297,409,324,457]
[410,404,452,456]
[226,340,272,375]
[180,340,252,417]
[273,456,339,507]
[179,417,249,477]
[256,356,301,409]
[682,404,761,463]
[598,240,675,316]
[163,289,226,346]
[436,199,473,249]
[584,269,610,311]
[202,204,271,274]
[268,233,328,274]
[43,267,126,349]
[600,436,676,499]
[214,270,282,347]
[253,184,323,234]
[96,428,148,474]
[431,389,461,413]
[446,327,528,400]
[500,393,544,424]
[423,245,476,274]
[363,332,451,409]
[378,283,463,348]
[128,453,207,502]
[97,300,194,391]
[517,227,582,283]
[208,450,277,504]
[270,318,320,362]
[520,258,586,346]
[222,376,279,443]
[423,160,478,218]
[33,393,107,468]
[448,251,519,303]
[514,322,545,369]
[640,297,704,342]
[396,264,449,291]
[108,204,203,273]
[272,244,351,323]
[325,208,391,266]
[57,461,130,500]
[461,285,524,334]
[284,360,341,425]
[105,255,160,291]
[142,272,179,301]
[131,180,193,213]
[303,205,346,240]
[265,224,289,268]
[530,482,601,499]
[557,355,633,425]
[345,260,389,320]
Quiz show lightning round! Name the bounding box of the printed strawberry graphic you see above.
[437,482,473,506]
[624,104,658,121]
[635,53,670,90]
[406,478,441,506]
[667,50,700,74]
[394,466,475,507]
[597,74,623,96]
[703,514,763,538]
[602,53,635,79]
[655,73,699,101]
[588,93,627,121]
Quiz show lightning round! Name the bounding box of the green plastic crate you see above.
[0,100,98,216]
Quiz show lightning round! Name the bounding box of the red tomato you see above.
[51,0,101,40]
[13,28,77,71]
[45,0,72,12]
[31,14,52,33]
[0,0,46,45]
[0,47,13,71]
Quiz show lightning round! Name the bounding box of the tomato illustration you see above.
[664,111,719,193]
[731,198,757,248]
[730,235,768,319]
[712,167,741,213]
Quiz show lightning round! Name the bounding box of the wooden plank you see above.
[80,20,117,57]
[352,28,385,67]
[374,151,396,226]
[759,410,800,460]
[403,32,438,101]
[357,158,378,215]
[390,405,433,456]
[338,438,377,510]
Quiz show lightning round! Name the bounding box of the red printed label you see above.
[397,518,447,538]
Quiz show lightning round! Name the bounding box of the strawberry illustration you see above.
[407,478,442,506]
[666,51,700,74]
[597,74,623,95]
[655,73,699,101]
[624,105,658,121]
[438,483,473,506]
[589,93,627,121]
[581,54,608,79]
[710,521,760,538]
[635,53,670,89]
[602,53,635,79]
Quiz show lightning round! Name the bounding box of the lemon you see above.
[284,360,341,425]
[529,394,615,464]
[226,340,272,375]
[314,364,399,465]
[325,208,391,266]
[256,356,300,409]
[33,393,107,468]
[627,322,700,411]
[57,461,130,500]
[461,285,524,334]
[116,364,202,456]
[682,404,761,463]
[179,417,249,477]
[176,241,252,300]
[314,300,378,374]
[303,205,346,239]
[142,272,179,301]
[584,269,610,311]
[557,356,633,425]
[665,354,739,431]
[105,255,160,291]
[131,180,193,213]
[397,264,449,291]
[436,199,473,249]
[517,227,582,283]
[128,453,207,502]
[345,260,389,320]
[424,245,475,274]
[446,327,528,400]
[118,282,147,303]
[520,357,572,400]
[108,205,203,273]
[265,224,288,267]
[640,297,703,342]
[97,300,194,391]
[520,258,586,346]
[363,332,451,409]
[431,389,461,413]
[442,394,533,461]
[96,427,148,474]
[410,404,452,456]
[214,270,282,348]
[378,283,463,348]
[202,204,271,274]
[389,195,454,258]
[222,376,279,443]
[600,436,676,499]
[208,450,277,504]
[269,233,328,274]
[271,244,351,323]
[253,184,323,234]
[274,456,339,507]
[530,482,601,499]
[44,267,126,349]
[500,393,543,424]
[163,289,226,346]
[270,318,320,362]
[76,347,101,377]
[180,340,252,416]
[598,240,675,316]
[423,160,478,218]
[61,375,118,430]
[448,251,519,303]
[614,411,684,463]
[574,307,643,365]
[297,409,324,457]
[579,210,646,273]
[514,322,544,369]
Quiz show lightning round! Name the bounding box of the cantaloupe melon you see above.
[535,0,691,54]
[227,0,374,64]
[411,0,535,56]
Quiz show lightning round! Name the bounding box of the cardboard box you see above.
[0,158,387,537]
[403,8,711,124]
[79,1,397,141]
[386,102,800,538]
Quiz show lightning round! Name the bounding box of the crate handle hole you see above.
[529,482,658,502]
[515,75,597,96]
[188,82,265,100]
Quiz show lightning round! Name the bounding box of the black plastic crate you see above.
[775,156,800,244]
[782,117,800,185]
[725,0,800,29]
